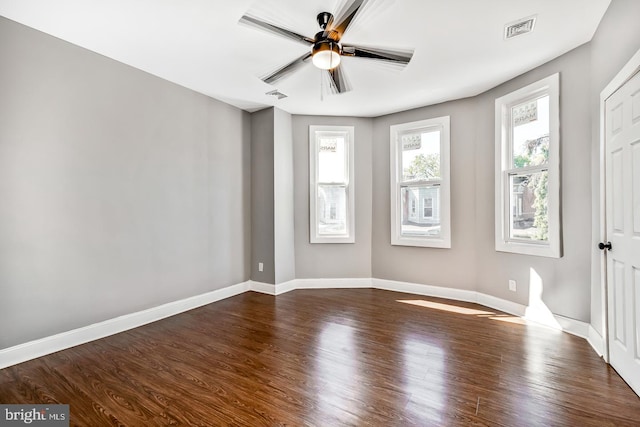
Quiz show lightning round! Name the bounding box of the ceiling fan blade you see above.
[342,44,414,66]
[330,0,370,40]
[327,66,352,94]
[262,52,313,85]
[239,14,314,45]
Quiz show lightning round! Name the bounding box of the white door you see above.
[605,69,640,396]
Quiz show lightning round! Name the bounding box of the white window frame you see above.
[494,73,561,258]
[390,116,451,248]
[309,125,355,244]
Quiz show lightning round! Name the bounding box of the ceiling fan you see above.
[239,0,414,94]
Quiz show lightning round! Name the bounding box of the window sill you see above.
[495,240,561,258]
[391,236,451,249]
[311,236,355,244]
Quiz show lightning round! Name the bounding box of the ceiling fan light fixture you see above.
[312,41,341,70]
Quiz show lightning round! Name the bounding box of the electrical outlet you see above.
[258,262,263,272]
[508,280,517,292]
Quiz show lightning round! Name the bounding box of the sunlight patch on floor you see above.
[489,315,528,325]
[395,299,531,326]
[396,278,567,332]
[396,299,495,316]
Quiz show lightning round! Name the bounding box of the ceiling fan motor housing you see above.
[317,12,333,30]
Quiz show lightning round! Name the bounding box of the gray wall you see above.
[292,116,373,278]
[250,108,275,284]
[372,99,478,291]
[589,0,640,334]
[474,44,592,322]
[274,108,296,284]
[0,17,251,349]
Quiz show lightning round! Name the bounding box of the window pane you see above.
[511,96,549,168]
[401,129,441,182]
[318,135,346,183]
[317,185,347,235]
[423,198,433,218]
[509,171,548,241]
[400,185,441,237]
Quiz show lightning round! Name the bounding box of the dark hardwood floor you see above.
[1,289,639,426]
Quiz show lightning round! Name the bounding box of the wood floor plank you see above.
[1,289,639,426]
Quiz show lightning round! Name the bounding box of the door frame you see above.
[599,47,640,363]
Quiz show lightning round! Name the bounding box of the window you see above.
[390,116,451,248]
[310,125,355,243]
[495,74,561,257]
[329,203,337,220]
[423,198,433,218]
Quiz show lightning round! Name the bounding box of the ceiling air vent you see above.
[266,89,287,100]
[504,15,536,39]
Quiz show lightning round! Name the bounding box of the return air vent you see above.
[266,89,288,100]
[504,15,536,39]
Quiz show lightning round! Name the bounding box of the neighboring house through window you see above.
[423,197,433,218]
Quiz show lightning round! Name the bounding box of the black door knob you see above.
[598,242,612,251]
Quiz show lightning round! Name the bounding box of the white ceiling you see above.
[0,0,611,117]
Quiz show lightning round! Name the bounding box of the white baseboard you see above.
[249,278,372,296]
[372,278,477,303]
[295,277,372,289]
[248,280,299,296]
[588,325,605,357]
[476,292,527,317]
[274,280,298,295]
[0,281,250,370]
[0,277,598,369]
[248,280,277,295]
[551,315,590,339]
